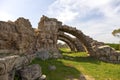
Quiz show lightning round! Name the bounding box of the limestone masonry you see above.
[0,15,120,80]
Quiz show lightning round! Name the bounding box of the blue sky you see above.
[0,0,120,43]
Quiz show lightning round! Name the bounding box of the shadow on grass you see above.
[63,54,101,65]
[31,58,82,80]
[60,49,101,64]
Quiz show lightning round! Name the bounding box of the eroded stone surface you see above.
[0,55,19,80]
[48,65,56,71]
[59,25,95,55]
[58,31,85,52]
[118,56,120,61]
[36,15,62,58]
[36,49,51,60]
[94,45,120,63]
[15,18,36,54]
[0,18,35,55]
[0,15,120,80]
[19,64,42,80]
[0,74,9,80]
[0,53,36,80]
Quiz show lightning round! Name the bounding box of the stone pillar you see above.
[37,15,62,58]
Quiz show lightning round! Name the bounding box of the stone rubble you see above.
[48,65,56,71]
[19,64,42,80]
[0,15,120,80]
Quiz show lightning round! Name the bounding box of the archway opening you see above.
[58,31,85,52]
[58,25,95,56]
[57,40,73,53]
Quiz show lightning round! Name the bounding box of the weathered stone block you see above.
[37,15,62,58]
[0,55,19,80]
[48,65,56,71]
[109,55,117,61]
[0,18,36,55]
[19,64,42,80]
[118,56,120,61]
[36,50,51,60]
[99,57,107,61]
[0,73,9,80]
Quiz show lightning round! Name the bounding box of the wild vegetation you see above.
[31,48,120,80]
[112,28,120,38]
[112,28,120,50]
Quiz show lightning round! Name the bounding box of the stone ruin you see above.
[58,31,85,52]
[36,16,62,59]
[0,18,36,56]
[0,15,120,80]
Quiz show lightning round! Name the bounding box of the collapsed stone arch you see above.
[36,15,95,56]
[58,31,85,52]
[0,16,120,80]
[0,15,119,72]
[58,25,95,56]
[58,37,76,51]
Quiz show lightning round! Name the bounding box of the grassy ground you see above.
[31,48,120,80]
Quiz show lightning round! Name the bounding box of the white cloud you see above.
[0,0,120,43]
[47,0,111,22]
[0,11,15,21]
[47,0,120,43]
[47,0,79,22]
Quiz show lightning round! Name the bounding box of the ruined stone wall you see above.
[59,25,120,63]
[15,18,36,54]
[83,35,120,63]
[0,15,120,70]
[0,18,35,55]
[37,15,62,58]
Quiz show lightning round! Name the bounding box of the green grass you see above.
[31,48,120,80]
[32,58,80,80]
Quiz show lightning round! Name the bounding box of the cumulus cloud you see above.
[47,0,79,22]
[47,0,120,43]
[0,11,15,21]
[47,0,111,22]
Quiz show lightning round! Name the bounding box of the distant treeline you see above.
[105,43,120,50]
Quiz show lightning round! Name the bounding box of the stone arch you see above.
[58,25,95,56]
[58,36,76,51]
[58,31,85,52]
